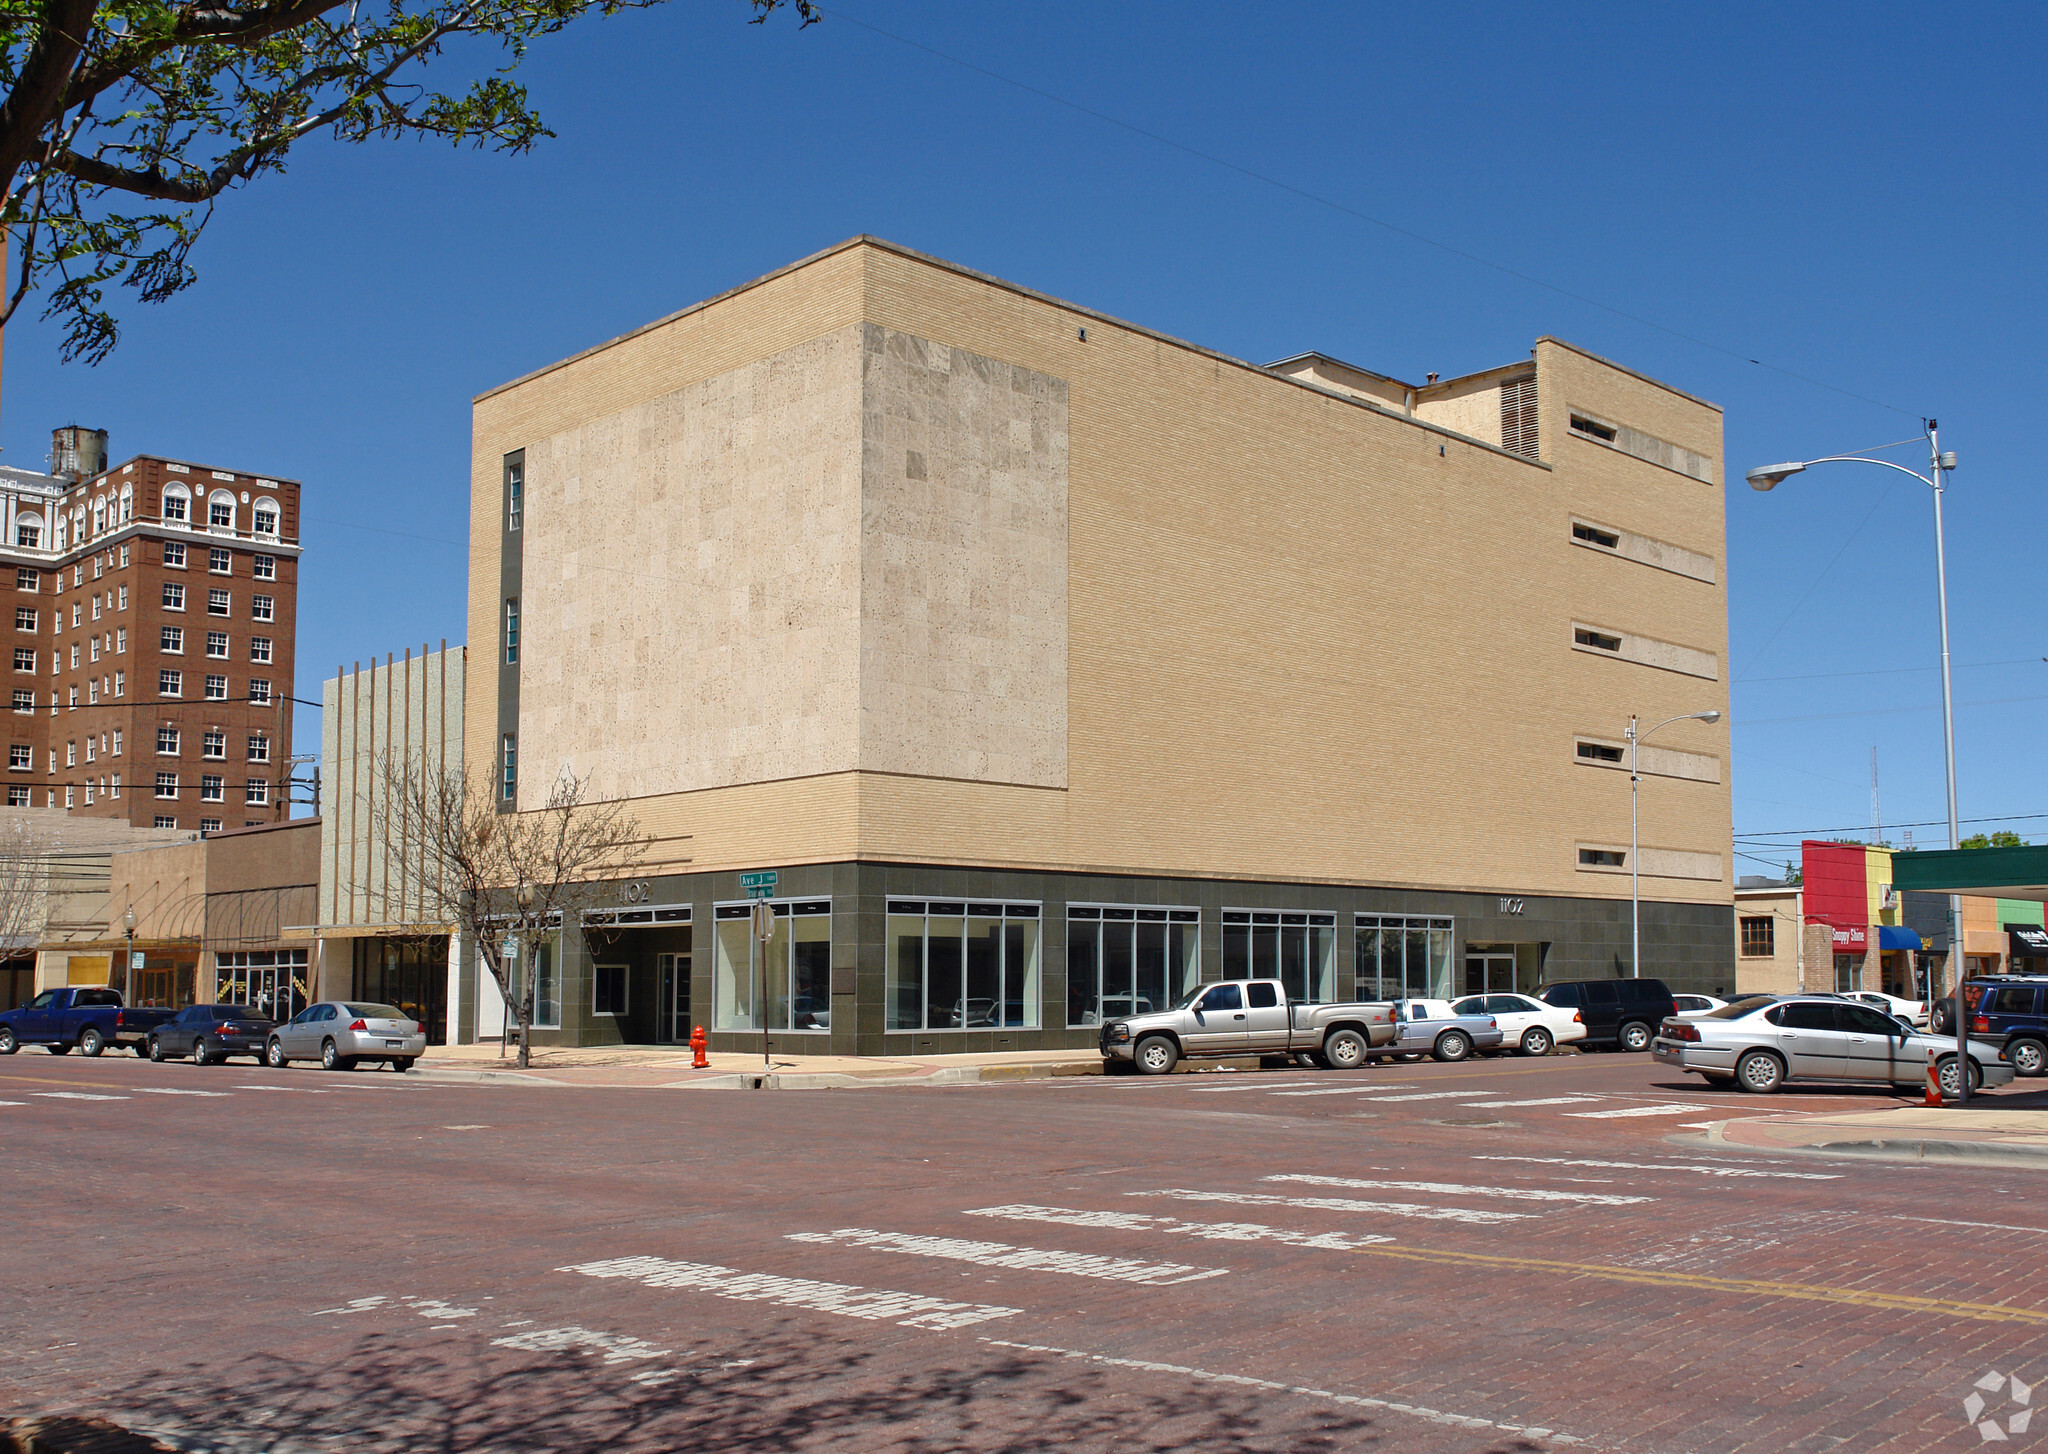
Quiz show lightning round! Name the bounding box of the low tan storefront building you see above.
[90,818,323,1013]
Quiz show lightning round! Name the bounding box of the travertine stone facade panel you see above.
[511,320,1069,800]
[521,326,867,797]
[858,324,1068,787]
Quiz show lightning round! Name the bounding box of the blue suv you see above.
[1970,977,2048,1078]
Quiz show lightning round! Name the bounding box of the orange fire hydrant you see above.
[689,1024,710,1070]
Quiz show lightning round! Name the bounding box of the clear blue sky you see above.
[3,1,2042,865]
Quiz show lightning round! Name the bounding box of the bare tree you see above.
[0,814,51,970]
[371,758,643,1068]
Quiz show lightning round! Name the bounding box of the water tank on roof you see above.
[50,425,108,481]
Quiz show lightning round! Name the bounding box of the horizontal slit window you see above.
[1575,628,1622,652]
[1571,414,1618,443]
[1572,522,1620,549]
[1576,742,1625,763]
[1579,848,1626,868]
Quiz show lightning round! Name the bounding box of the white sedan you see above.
[1451,993,1585,1056]
[1673,994,1728,1018]
[1846,990,1932,1028]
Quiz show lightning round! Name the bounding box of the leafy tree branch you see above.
[0,0,816,362]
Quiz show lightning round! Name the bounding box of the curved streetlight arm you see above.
[1638,710,1721,741]
[1799,455,1937,489]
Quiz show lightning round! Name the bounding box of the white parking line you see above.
[492,1325,670,1365]
[787,1227,1228,1286]
[234,1085,332,1093]
[1129,1189,1533,1225]
[31,1091,128,1101]
[560,1255,1020,1330]
[1191,1081,1342,1093]
[963,1203,1394,1250]
[1565,1104,1712,1119]
[1474,1155,1838,1181]
[1465,1096,1606,1108]
[1262,1175,1652,1206]
[981,1339,1587,1445]
[133,1088,233,1097]
[0,1100,24,1106]
[1268,1084,1435,1098]
[1348,1089,1493,1102]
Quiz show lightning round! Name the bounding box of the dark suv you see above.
[1968,978,2048,1078]
[1537,978,1678,1052]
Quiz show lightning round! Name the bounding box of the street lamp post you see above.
[122,907,137,1003]
[1747,427,1968,1097]
[513,881,533,1060]
[1629,710,1723,979]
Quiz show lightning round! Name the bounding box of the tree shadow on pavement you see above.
[92,1321,1548,1454]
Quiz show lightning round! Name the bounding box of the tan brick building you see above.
[0,429,302,833]
[460,238,1732,1054]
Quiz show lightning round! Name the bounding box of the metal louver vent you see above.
[1499,373,1539,459]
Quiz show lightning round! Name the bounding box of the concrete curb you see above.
[1699,1120,2048,1168]
[411,1058,1108,1089]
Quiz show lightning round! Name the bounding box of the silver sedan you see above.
[266,1001,427,1071]
[1653,994,2014,1095]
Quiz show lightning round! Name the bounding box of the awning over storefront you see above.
[1878,925,1923,951]
[1891,843,2048,901]
[2010,925,2048,957]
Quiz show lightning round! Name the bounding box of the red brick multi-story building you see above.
[1,428,301,832]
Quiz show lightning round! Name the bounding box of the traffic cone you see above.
[1923,1046,1942,1107]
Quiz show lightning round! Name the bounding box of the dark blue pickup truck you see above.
[0,986,176,1057]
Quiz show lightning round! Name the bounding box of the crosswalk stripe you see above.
[1565,1104,1711,1119]
[1263,1174,1651,1206]
[1129,1188,1533,1225]
[1466,1096,1605,1108]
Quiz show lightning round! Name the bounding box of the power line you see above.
[822,5,1917,417]
[1735,657,2042,686]
[1734,810,2048,841]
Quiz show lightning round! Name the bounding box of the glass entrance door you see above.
[1463,953,1515,996]
[657,953,691,1044]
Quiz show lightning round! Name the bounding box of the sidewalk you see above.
[411,1041,1109,1089]
[1709,1102,2048,1166]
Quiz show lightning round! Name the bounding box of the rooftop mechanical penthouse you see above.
[454,237,1731,1055]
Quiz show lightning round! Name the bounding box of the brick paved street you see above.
[3,1049,2045,1452]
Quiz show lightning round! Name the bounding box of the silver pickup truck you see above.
[1099,979,1397,1075]
[1385,998,1505,1063]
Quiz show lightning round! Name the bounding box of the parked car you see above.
[1449,993,1583,1056]
[1652,994,2014,1095]
[1386,999,1505,1062]
[1102,979,1396,1074]
[1965,978,2048,1078]
[0,986,176,1057]
[1932,976,2025,1034]
[265,1001,427,1071]
[1671,994,1727,1018]
[1845,990,1932,1030]
[148,1004,276,1065]
[1535,978,1677,1052]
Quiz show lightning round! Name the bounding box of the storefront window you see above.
[1832,954,1862,993]
[351,938,449,1043]
[1223,910,1336,1002]
[715,900,832,1032]
[214,948,310,1023]
[1066,906,1196,1027]
[888,901,1040,1031]
[1355,915,1454,1000]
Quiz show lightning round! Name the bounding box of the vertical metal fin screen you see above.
[1499,374,1539,459]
